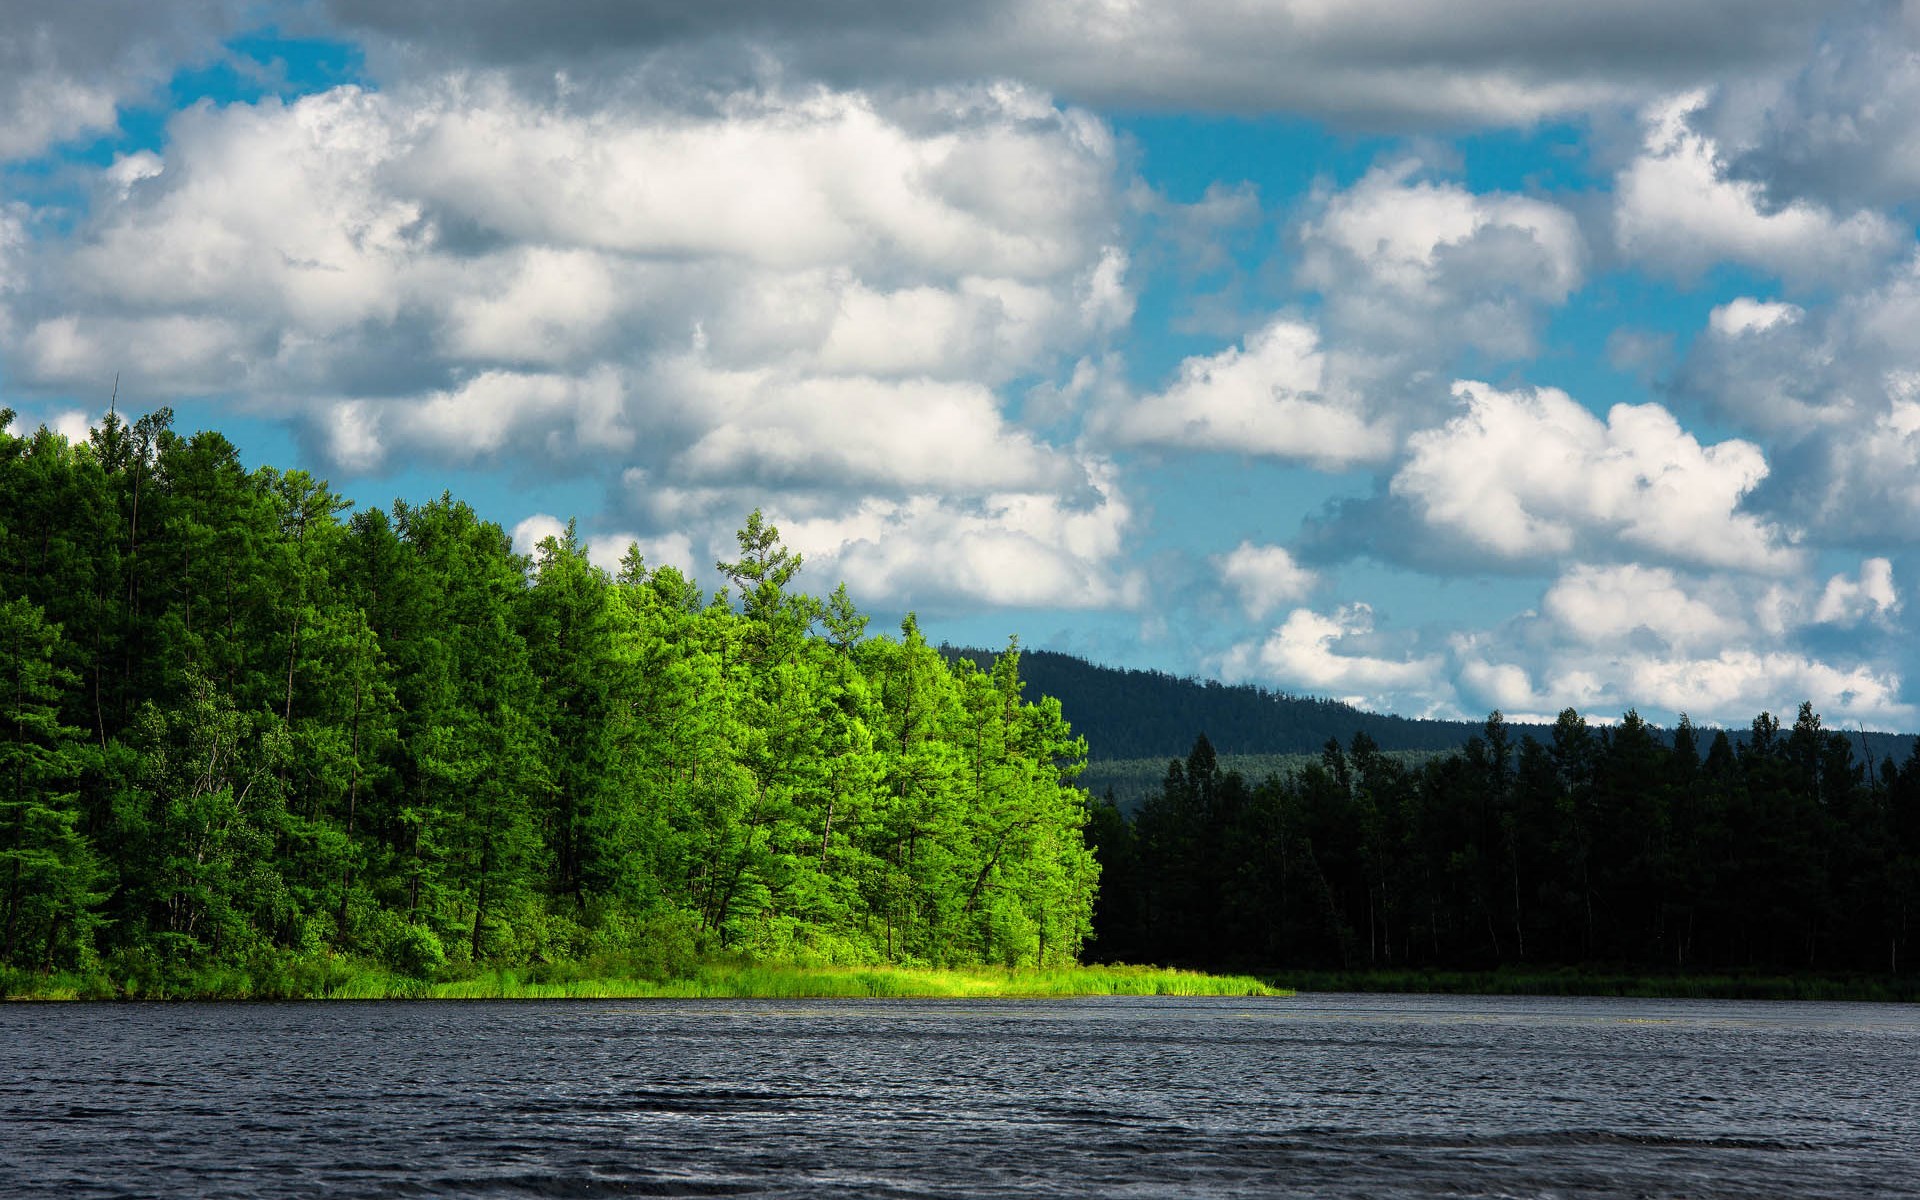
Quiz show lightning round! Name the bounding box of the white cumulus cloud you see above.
[1677,257,1920,544]
[1450,557,1914,727]
[1812,557,1900,627]
[1216,541,1318,620]
[662,359,1080,495]
[1542,563,1741,650]
[1096,318,1394,469]
[1615,90,1901,287]
[2,72,1136,614]
[775,462,1143,611]
[1303,161,1583,302]
[1298,160,1585,363]
[1391,381,1797,572]
[510,513,569,557]
[1220,603,1446,711]
[9,75,1125,488]
[1708,297,1803,338]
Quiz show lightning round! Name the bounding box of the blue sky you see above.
[5,0,1920,728]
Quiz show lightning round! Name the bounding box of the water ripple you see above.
[3,993,1916,1198]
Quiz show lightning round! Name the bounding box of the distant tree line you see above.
[1089,712,1920,976]
[0,410,1096,985]
[1079,749,1454,815]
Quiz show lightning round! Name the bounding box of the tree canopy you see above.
[0,411,1097,986]
[1089,710,1920,977]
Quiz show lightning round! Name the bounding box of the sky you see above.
[4,1,1920,730]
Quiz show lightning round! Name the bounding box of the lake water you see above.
[3,993,1916,1197]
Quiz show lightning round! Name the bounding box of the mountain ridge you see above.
[941,645,1534,761]
[944,645,1919,765]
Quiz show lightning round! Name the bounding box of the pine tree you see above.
[0,598,101,970]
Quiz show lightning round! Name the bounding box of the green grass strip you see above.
[421,963,1282,1000]
[2,960,1283,1001]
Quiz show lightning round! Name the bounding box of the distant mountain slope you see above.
[942,646,1535,761]
[944,648,1920,771]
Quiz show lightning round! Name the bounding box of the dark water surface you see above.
[4,993,1917,1198]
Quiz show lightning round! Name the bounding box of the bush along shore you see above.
[0,955,1281,1002]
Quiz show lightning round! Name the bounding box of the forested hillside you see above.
[1089,717,1920,977]
[942,647,1535,759]
[0,410,1098,990]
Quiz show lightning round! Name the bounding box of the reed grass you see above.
[414,962,1281,1001]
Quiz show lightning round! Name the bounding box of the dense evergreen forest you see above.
[0,410,1099,988]
[1089,716,1920,977]
[8,407,1915,995]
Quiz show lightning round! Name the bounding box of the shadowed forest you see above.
[1088,716,1920,977]
[0,410,1097,991]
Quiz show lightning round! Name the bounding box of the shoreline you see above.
[1271,967,1920,1003]
[1,961,1283,1002]
[16,958,1917,1003]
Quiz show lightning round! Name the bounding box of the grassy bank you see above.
[1,958,1281,1002]
[418,963,1280,1001]
[1279,967,1920,1003]
[18,954,1918,1003]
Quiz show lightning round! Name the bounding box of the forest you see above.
[1088,715,1920,977]
[0,409,1099,992]
[7,407,1917,998]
